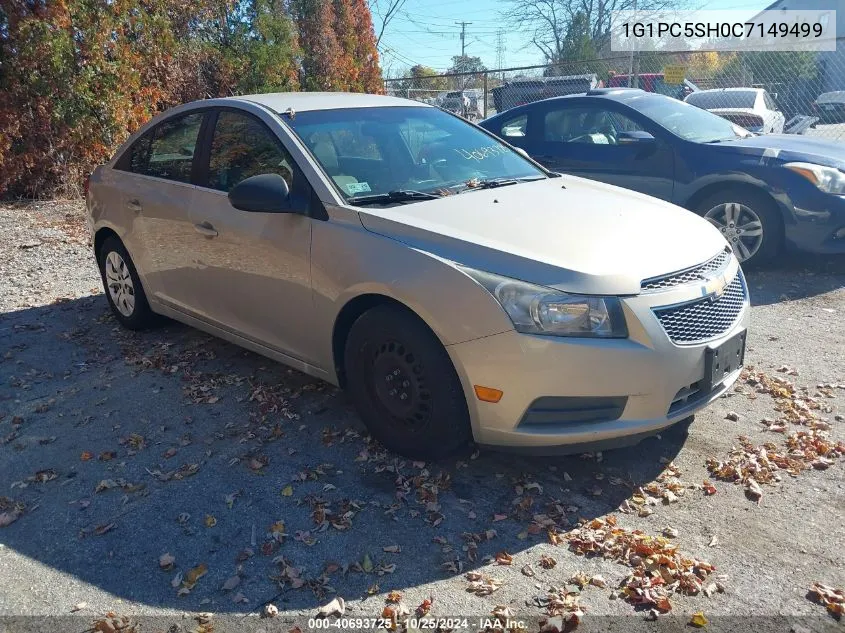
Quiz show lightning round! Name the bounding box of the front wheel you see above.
[344,304,472,459]
[695,189,782,266]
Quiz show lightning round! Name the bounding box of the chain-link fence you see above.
[383,49,845,140]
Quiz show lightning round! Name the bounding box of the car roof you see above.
[225,91,428,113]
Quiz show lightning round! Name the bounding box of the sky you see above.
[374,0,774,75]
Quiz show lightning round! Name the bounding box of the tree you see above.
[370,0,408,47]
[505,0,691,61]
[447,55,487,90]
[333,0,382,92]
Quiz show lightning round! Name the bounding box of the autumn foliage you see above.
[0,0,382,197]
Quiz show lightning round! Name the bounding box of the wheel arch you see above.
[94,226,121,264]
[331,293,443,389]
[684,180,777,214]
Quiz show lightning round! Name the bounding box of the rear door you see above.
[524,100,675,200]
[185,107,316,363]
[111,110,207,307]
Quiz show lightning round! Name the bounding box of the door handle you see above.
[194,221,218,238]
[126,199,142,212]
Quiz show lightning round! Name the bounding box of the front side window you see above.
[285,106,544,200]
[207,110,294,193]
[543,107,644,144]
[146,112,204,183]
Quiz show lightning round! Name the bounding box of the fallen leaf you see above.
[182,563,208,590]
[362,553,374,573]
[317,597,346,618]
[367,583,380,595]
[281,485,293,497]
[221,575,241,592]
[262,604,279,618]
[662,526,679,538]
[386,590,402,603]
[80,452,93,461]
[521,564,535,577]
[495,551,513,565]
[94,522,115,536]
[70,602,87,612]
[690,612,708,627]
[708,535,719,547]
[159,553,175,570]
[539,554,556,569]
[204,514,217,528]
[383,545,401,553]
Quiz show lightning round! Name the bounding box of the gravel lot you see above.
[1,201,844,633]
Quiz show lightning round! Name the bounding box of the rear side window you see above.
[206,110,295,193]
[145,113,204,183]
[116,133,152,174]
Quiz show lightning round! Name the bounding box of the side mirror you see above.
[228,173,293,213]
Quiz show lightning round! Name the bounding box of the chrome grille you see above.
[641,248,732,292]
[653,271,746,344]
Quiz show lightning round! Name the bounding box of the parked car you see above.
[684,88,785,134]
[442,89,483,120]
[608,73,698,100]
[88,92,749,459]
[481,88,845,265]
[813,91,845,124]
[491,74,602,113]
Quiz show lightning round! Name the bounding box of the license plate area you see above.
[703,330,746,393]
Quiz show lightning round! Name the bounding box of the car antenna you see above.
[282,107,296,120]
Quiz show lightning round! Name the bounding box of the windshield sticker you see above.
[454,145,509,161]
[344,182,372,195]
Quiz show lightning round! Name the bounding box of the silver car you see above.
[87,92,749,459]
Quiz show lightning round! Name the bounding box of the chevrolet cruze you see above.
[87,92,749,459]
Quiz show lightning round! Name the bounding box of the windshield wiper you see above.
[348,189,443,206]
[458,176,545,192]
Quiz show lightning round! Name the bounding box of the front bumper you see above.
[446,264,750,452]
[780,186,845,255]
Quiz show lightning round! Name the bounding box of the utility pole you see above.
[627,0,638,88]
[456,21,472,57]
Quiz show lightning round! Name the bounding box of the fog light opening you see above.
[474,385,503,403]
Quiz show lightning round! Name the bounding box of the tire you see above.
[694,188,783,266]
[98,235,159,330]
[344,304,472,459]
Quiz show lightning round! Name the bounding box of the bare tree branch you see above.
[371,0,408,48]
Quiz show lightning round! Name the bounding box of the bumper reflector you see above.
[474,385,503,403]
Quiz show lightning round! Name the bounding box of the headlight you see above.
[784,162,845,194]
[459,267,627,338]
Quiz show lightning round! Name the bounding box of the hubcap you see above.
[704,202,764,262]
[370,340,431,427]
[105,251,135,317]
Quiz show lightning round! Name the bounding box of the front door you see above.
[185,108,316,363]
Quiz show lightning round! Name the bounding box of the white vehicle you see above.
[685,88,785,134]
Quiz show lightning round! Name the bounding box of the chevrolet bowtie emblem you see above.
[702,272,728,300]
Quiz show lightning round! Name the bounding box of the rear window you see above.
[686,91,757,110]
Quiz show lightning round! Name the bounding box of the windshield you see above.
[626,95,752,143]
[686,91,756,109]
[284,106,545,201]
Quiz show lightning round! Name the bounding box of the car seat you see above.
[309,136,359,192]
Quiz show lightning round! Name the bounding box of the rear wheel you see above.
[695,189,782,266]
[344,304,472,459]
[98,236,159,330]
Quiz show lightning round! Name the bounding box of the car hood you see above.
[356,176,727,296]
[714,135,845,170]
